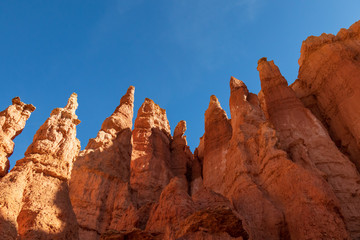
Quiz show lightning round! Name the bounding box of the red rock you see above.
[201,78,350,239]
[1,19,360,240]
[292,20,360,170]
[0,93,80,239]
[146,176,195,235]
[0,97,35,177]
[69,87,135,239]
[170,120,193,177]
[202,93,284,239]
[203,96,232,193]
[258,58,360,239]
[130,98,173,205]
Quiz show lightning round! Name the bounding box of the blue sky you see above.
[1,1,360,168]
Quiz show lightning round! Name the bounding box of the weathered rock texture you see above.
[0,94,80,239]
[130,98,173,205]
[1,20,360,240]
[0,97,35,177]
[292,20,360,170]
[201,78,349,239]
[69,87,135,239]
[258,58,360,239]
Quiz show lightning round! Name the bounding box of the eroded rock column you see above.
[0,93,80,240]
[0,97,35,177]
[69,87,135,239]
[258,58,360,239]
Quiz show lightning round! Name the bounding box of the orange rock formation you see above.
[0,20,360,240]
[0,97,35,177]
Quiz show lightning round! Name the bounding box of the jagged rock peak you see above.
[230,76,248,92]
[99,86,135,136]
[69,87,135,239]
[135,97,171,136]
[21,93,81,180]
[0,94,79,239]
[120,85,135,106]
[65,92,78,114]
[298,20,360,66]
[130,97,173,204]
[0,97,35,177]
[174,120,186,138]
[257,58,288,88]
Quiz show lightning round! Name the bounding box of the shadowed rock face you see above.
[69,87,135,239]
[201,77,349,239]
[2,20,360,240]
[0,93,80,240]
[259,59,360,239]
[0,97,35,177]
[292,20,360,170]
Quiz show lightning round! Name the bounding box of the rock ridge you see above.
[0,20,360,240]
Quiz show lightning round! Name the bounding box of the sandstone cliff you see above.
[0,20,360,240]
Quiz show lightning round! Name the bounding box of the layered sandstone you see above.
[0,97,35,177]
[0,93,80,239]
[292,20,360,170]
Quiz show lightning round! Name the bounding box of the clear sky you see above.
[1,1,360,169]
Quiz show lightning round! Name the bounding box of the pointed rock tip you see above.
[256,58,282,79]
[119,86,135,106]
[256,57,277,70]
[65,93,78,112]
[257,57,268,65]
[230,76,248,92]
[11,97,36,112]
[209,95,223,109]
[174,120,187,137]
[140,98,166,115]
[12,97,21,105]
[210,95,219,103]
[127,85,135,95]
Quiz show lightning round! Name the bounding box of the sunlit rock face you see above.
[0,97,35,177]
[0,94,80,240]
[2,20,360,240]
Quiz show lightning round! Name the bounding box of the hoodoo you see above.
[1,20,360,240]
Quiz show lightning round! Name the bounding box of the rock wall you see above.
[292,20,360,170]
[0,20,360,240]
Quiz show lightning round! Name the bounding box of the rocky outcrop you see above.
[2,19,360,240]
[0,93,80,239]
[130,98,173,205]
[170,120,193,177]
[0,97,35,177]
[69,87,135,239]
[201,78,349,239]
[292,20,360,170]
[202,96,232,193]
[258,58,360,239]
